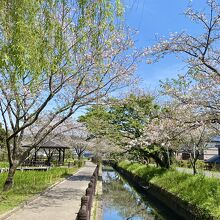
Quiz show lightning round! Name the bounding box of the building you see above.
[204,136,220,169]
[175,150,203,160]
[204,136,220,160]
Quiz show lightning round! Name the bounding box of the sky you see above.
[123,0,208,90]
[74,0,209,117]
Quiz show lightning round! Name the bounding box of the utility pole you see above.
[193,143,196,159]
[167,143,170,167]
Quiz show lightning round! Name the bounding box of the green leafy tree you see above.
[79,94,160,159]
[0,0,139,191]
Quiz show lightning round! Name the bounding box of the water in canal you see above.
[103,167,183,220]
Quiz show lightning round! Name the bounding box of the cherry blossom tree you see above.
[145,0,220,73]
[144,0,220,124]
[140,0,220,170]
[61,121,91,160]
[131,103,215,171]
[0,0,139,191]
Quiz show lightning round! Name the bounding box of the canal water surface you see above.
[102,167,183,220]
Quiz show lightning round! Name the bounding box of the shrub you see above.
[196,160,205,169]
[0,162,9,168]
[77,160,85,168]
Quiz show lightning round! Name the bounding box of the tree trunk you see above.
[3,165,17,191]
[161,151,170,169]
[78,153,82,161]
[192,161,197,175]
[150,153,169,168]
[137,148,171,169]
[46,155,52,166]
[190,151,199,175]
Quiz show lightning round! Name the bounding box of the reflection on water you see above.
[103,167,182,220]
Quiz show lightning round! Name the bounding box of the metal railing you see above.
[76,165,99,220]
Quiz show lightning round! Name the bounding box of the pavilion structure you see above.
[22,139,69,166]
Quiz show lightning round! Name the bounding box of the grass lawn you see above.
[0,167,78,215]
[118,160,220,219]
[0,162,9,168]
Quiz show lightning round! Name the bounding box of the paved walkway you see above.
[4,162,96,220]
[176,167,220,179]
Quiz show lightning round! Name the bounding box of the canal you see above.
[102,167,183,220]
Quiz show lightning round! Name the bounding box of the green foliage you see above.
[0,124,6,161]
[0,1,55,83]
[0,123,6,148]
[196,160,206,169]
[151,171,220,218]
[0,167,77,214]
[109,95,159,138]
[77,159,85,168]
[173,160,205,169]
[79,105,113,138]
[173,160,192,168]
[0,162,8,168]
[118,161,220,219]
[79,94,160,145]
[0,0,124,92]
[118,160,166,182]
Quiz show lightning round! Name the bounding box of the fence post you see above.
[91,175,96,188]
[86,187,92,197]
[81,195,89,207]
[90,179,95,193]
[93,170,97,179]
[91,176,96,183]
[88,182,95,195]
[86,187,93,219]
[77,204,88,220]
[76,165,100,220]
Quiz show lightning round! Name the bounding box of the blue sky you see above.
[74,0,209,117]
[123,0,208,90]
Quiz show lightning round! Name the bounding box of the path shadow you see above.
[23,187,84,211]
[67,175,91,182]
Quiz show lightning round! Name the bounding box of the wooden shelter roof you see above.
[22,139,69,149]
